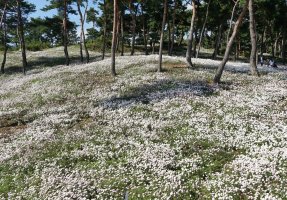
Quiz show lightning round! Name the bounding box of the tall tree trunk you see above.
[227,0,239,44]
[116,9,121,52]
[17,0,28,74]
[111,0,118,76]
[102,0,107,60]
[77,1,84,63]
[1,7,7,74]
[63,0,70,66]
[193,27,198,57]
[214,0,249,84]
[186,0,196,68]
[77,0,90,63]
[196,0,211,58]
[158,0,168,72]
[260,27,266,57]
[121,6,125,56]
[79,34,84,62]
[169,0,177,56]
[212,23,223,59]
[130,4,137,56]
[168,20,171,55]
[141,3,148,55]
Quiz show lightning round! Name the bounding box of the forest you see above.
[0,0,287,199]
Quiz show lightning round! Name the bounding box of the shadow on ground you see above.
[1,54,103,75]
[100,79,218,109]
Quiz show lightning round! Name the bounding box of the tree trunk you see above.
[17,0,28,74]
[0,0,7,28]
[193,27,198,57]
[196,0,211,58]
[63,0,70,66]
[102,0,107,60]
[227,0,239,44]
[186,0,196,68]
[212,23,223,59]
[169,0,177,56]
[1,7,7,74]
[76,0,90,63]
[116,9,121,52]
[214,0,249,84]
[260,27,266,57]
[77,1,84,63]
[121,6,125,56]
[111,0,118,76]
[168,20,171,55]
[130,4,137,56]
[158,0,168,72]
[141,3,148,55]
[79,35,84,62]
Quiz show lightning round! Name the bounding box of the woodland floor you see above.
[0,47,287,199]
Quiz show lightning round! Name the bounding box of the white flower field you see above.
[0,53,287,199]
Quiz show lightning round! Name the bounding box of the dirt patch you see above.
[0,124,27,139]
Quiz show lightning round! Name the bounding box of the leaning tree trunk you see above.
[1,6,7,74]
[130,4,137,56]
[212,23,223,59]
[17,0,28,74]
[102,0,107,60]
[63,0,70,66]
[196,0,211,58]
[227,0,239,44]
[214,0,249,84]
[249,0,259,76]
[111,0,118,76]
[158,0,168,72]
[186,0,196,68]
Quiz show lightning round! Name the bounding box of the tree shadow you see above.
[2,54,103,75]
[99,79,218,110]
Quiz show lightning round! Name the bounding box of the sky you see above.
[28,0,95,35]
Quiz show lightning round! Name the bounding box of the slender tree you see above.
[196,0,211,58]
[17,0,28,74]
[158,0,168,72]
[248,0,259,76]
[76,0,90,63]
[1,0,8,74]
[129,2,138,56]
[120,4,125,56]
[213,0,249,84]
[111,0,118,76]
[169,0,177,56]
[63,0,70,66]
[226,0,239,44]
[186,0,197,68]
[101,0,107,60]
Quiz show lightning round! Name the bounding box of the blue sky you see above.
[28,0,95,35]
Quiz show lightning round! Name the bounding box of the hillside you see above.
[0,51,287,199]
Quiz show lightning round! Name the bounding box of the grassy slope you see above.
[0,48,287,199]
